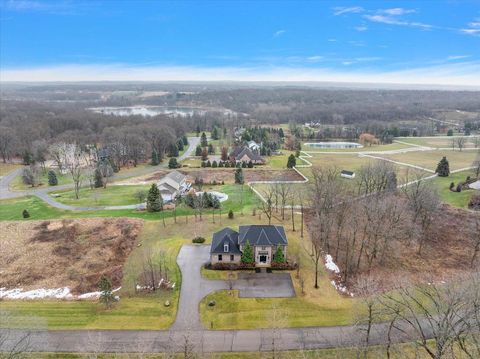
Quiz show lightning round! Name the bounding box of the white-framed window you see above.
[224,243,229,252]
[218,254,223,261]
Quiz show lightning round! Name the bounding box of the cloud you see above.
[327,38,337,42]
[2,62,479,87]
[333,6,364,16]
[306,56,324,62]
[364,14,432,29]
[273,30,286,37]
[446,55,470,61]
[460,18,480,36]
[354,25,368,32]
[380,8,416,16]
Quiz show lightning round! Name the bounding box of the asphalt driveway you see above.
[234,272,295,298]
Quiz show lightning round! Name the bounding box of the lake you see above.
[88,106,236,117]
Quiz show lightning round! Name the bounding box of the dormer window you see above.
[224,243,229,252]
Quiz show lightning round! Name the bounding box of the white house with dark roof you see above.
[210,225,288,266]
[157,170,190,202]
[340,170,355,179]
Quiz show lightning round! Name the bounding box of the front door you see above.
[259,255,267,263]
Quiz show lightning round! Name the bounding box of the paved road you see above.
[0,137,200,211]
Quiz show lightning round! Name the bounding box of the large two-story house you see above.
[210,225,288,267]
[157,170,190,202]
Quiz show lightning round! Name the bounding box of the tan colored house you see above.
[157,170,190,202]
[210,225,288,267]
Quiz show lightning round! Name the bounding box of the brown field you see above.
[0,218,143,293]
[139,168,304,184]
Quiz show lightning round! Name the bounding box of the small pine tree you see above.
[177,139,184,151]
[241,241,254,263]
[279,128,285,138]
[94,168,103,188]
[228,209,234,219]
[98,275,115,309]
[235,167,244,184]
[242,161,247,168]
[168,143,179,157]
[195,145,202,157]
[22,209,30,218]
[208,143,215,154]
[151,150,160,166]
[435,156,450,177]
[287,154,296,168]
[248,161,253,168]
[219,161,224,168]
[212,160,218,168]
[146,184,163,212]
[182,135,188,146]
[201,132,208,147]
[206,160,211,167]
[196,124,200,136]
[168,157,178,169]
[447,129,453,136]
[48,170,58,186]
[273,247,285,263]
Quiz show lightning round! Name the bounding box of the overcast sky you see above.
[1,0,479,86]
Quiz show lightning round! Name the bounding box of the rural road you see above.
[0,136,200,210]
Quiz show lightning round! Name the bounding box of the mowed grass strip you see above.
[0,296,176,330]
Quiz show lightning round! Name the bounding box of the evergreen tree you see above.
[278,128,285,138]
[177,139,184,151]
[228,209,234,219]
[447,129,454,136]
[206,160,211,167]
[436,156,450,177]
[211,126,220,140]
[182,135,188,146]
[146,184,163,212]
[201,132,208,147]
[151,150,160,166]
[196,124,200,136]
[94,168,103,188]
[235,167,244,184]
[195,145,202,156]
[168,143,179,157]
[241,241,254,263]
[48,170,58,186]
[287,154,296,168]
[22,151,33,165]
[201,148,208,161]
[212,160,218,168]
[98,275,115,309]
[273,247,285,263]
[208,143,215,154]
[22,209,30,218]
[168,157,179,169]
[248,161,253,168]
[219,161,224,168]
[242,161,247,168]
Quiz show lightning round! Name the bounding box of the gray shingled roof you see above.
[165,170,186,184]
[210,228,241,254]
[238,225,288,246]
[230,146,263,162]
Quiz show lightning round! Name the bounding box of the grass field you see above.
[432,170,478,208]
[381,150,478,172]
[50,185,149,207]
[0,162,22,176]
[397,136,480,148]
[9,170,72,191]
[0,184,259,221]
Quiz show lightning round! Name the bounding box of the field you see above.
[302,141,412,152]
[10,170,72,191]
[0,219,143,293]
[381,150,478,172]
[0,162,21,176]
[397,136,480,149]
[433,170,478,208]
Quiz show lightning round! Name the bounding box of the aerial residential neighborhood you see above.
[1,1,480,359]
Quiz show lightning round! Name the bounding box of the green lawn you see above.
[396,136,480,149]
[432,170,478,208]
[50,185,149,207]
[302,142,412,152]
[382,150,478,172]
[10,170,72,191]
[0,184,259,221]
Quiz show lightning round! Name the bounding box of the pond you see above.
[304,142,363,149]
[88,106,236,118]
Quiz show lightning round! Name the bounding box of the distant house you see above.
[229,146,265,164]
[247,140,261,153]
[157,170,190,202]
[340,170,355,179]
[210,225,288,267]
[233,127,246,139]
[97,148,110,162]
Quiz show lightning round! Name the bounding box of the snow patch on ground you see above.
[325,254,340,274]
[0,287,121,300]
[324,254,354,297]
